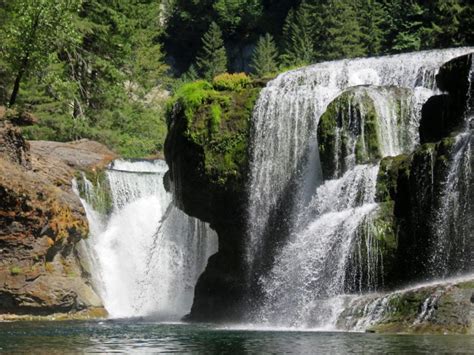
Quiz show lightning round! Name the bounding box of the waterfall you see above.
[75,159,218,319]
[247,48,474,328]
[428,57,474,277]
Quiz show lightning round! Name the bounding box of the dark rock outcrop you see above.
[375,53,474,288]
[165,79,261,321]
[420,53,473,143]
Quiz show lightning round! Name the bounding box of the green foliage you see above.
[1,0,81,105]
[281,2,315,66]
[172,80,218,123]
[169,77,261,184]
[196,22,228,80]
[391,2,425,52]
[0,0,170,158]
[316,0,366,60]
[356,0,387,56]
[421,0,465,49]
[250,33,279,77]
[212,73,251,91]
[213,0,262,33]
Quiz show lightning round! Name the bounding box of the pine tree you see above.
[383,0,425,53]
[356,0,387,56]
[422,0,464,49]
[250,33,279,77]
[317,0,365,60]
[280,2,315,67]
[196,22,228,80]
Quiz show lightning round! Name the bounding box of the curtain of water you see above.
[75,160,218,319]
[247,48,474,328]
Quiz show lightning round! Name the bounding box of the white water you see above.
[76,160,218,319]
[429,56,474,276]
[247,48,474,328]
[337,273,474,331]
[247,47,474,265]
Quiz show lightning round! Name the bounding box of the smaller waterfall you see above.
[428,57,474,277]
[75,159,218,319]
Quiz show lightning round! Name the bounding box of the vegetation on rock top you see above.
[168,73,261,185]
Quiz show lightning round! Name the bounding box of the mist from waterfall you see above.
[76,160,218,319]
[246,48,474,328]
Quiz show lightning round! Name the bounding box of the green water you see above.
[0,320,473,354]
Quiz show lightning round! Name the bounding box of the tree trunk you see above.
[8,69,24,107]
[8,56,29,107]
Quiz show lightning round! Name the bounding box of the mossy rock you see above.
[164,78,264,321]
[75,168,113,215]
[318,88,382,179]
[376,154,411,202]
[345,202,398,292]
[168,79,261,186]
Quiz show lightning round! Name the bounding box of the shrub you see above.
[212,73,251,91]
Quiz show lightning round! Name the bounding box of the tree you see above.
[356,0,387,56]
[196,22,228,80]
[3,0,81,106]
[380,0,425,53]
[280,2,315,67]
[422,0,465,49]
[250,33,279,77]
[213,0,262,34]
[126,1,169,91]
[316,0,365,60]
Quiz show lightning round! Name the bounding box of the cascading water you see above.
[75,159,218,319]
[246,48,474,328]
[428,56,474,277]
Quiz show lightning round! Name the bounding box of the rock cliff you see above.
[0,118,115,320]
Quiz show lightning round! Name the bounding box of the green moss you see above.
[75,169,113,215]
[355,92,381,164]
[376,154,411,202]
[318,89,382,179]
[169,78,261,185]
[456,281,474,290]
[210,104,222,134]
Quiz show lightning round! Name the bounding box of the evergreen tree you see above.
[422,0,464,49]
[459,1,474,47]
[356,0,387,56]
[317,0,365,60]
[382,0,425,53]
[281,2,315,67]
[196,22,228,80]
[250,33,279,77]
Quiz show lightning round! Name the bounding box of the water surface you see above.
[1,320,473,353]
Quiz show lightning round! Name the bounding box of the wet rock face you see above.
[164,83,260,322]
[420,54,473,144]
[0,121,115,317]
[337,278,474,334]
